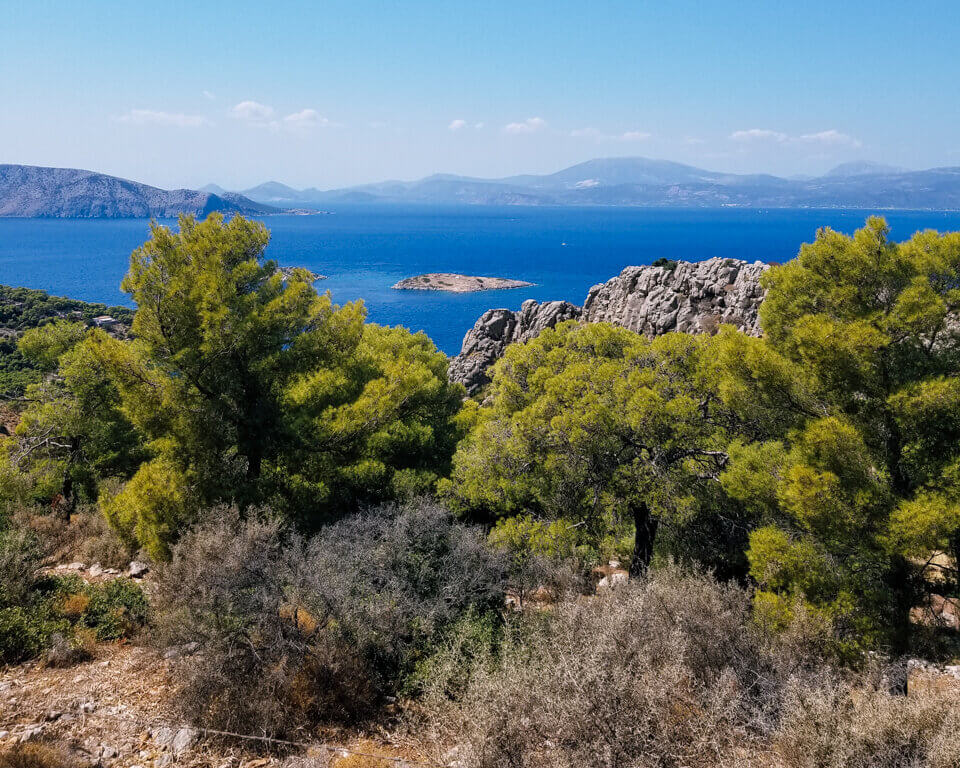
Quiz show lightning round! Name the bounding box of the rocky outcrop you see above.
[582,257,768,336]
[449,258,769,394]
[447,300,582,392]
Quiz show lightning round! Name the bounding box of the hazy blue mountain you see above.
[824,161,909,178]
[239,181,329,205]
[199,182,229,195]
[241,157,960,209]
[0,165,280,218]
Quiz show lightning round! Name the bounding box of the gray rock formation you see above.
[582,257,768,336]
[449,258,768,394]
[448,300,582,393]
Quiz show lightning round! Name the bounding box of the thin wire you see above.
[10,702,447,768]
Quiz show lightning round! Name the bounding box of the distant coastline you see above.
[7,157,960,219]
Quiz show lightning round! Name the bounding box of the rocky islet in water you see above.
[392,273,534,293]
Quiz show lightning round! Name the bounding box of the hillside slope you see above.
[0,165,279,218]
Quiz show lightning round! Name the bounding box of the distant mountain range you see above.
[0,165,278,218]
[4,158,960,218]
[219,158,960,210]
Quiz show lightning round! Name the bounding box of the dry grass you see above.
[775,680,960,768]
[59,592,90,619]
[415,565,786,768]
[0,743,76,768]
[14,506,134,569]
[412,563,960,768]
[331,740,426,768]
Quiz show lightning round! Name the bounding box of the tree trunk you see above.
[59,438,80,523]
[245,444,263,481]
[630,501,659,574]
[886,554,916,656]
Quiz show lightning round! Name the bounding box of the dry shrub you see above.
[152,500,506,738]
[415,565,797,768]
[775,680,960,768]
[59,592,90,618]
[152,506,340,736]
[0,526,39,607]
[13,505,135,568]
[0,744,76,768]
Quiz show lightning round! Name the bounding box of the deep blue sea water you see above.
[3,205,960,355]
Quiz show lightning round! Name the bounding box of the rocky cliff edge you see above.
[448,257,769,394]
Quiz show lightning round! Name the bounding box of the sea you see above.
[3,205,960,355]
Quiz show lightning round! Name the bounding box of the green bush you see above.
[0,604,71,665]
[0,557,147,664]
[81,578,148,641]
[0,607,46,663]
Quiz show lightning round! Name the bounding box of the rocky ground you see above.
[0,642,430,768]
[1,558,431,768]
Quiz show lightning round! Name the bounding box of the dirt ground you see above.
[0,644,429,768]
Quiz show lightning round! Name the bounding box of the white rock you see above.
[152,727,176,749]
[171,728,198,755]
[128,561,150,578]
[598,572,629,590]
[19,727,43,743]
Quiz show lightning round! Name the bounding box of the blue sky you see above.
[2,0,958,189]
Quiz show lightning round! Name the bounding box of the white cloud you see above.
[798,129,862,148]
[116,109,211,128]
[571,127,650,142]
[730,128,788,142]
[474,122,485,129]
[570,127,601,139]
[448,119,467,131]
[202,90,216,101]
[504,117,546,135]
[230,100,275,122]
[283,109,331,130]
[731,127,862,149]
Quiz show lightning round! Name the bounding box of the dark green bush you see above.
[651,257,678,270]
[0,606,47,663]
[0,604,71,664]
[82,578,149,641]
[0,547,146,664]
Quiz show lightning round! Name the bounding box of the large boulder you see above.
[447,300,582,393]
[448,258,769,394]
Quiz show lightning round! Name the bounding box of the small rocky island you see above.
[392,273,534,293]
[277,266,326,281]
